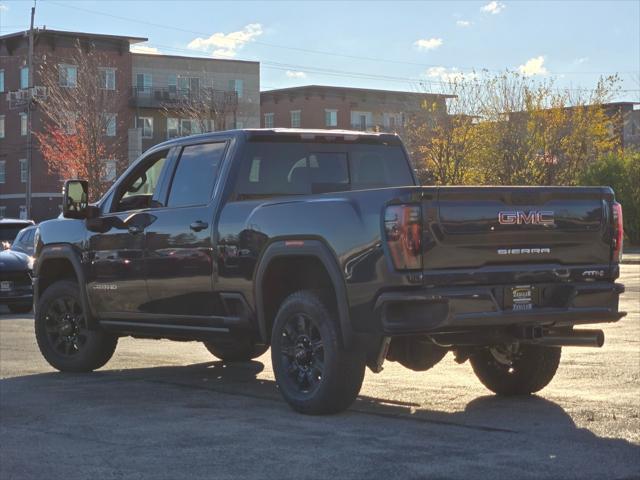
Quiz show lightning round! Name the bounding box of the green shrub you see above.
[580,151,640,245]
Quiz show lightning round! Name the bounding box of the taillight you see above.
[612,202,624,263]
[384,204,422,270]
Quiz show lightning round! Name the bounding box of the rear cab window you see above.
[234,139,415,199]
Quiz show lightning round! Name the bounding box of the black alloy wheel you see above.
[44,296,87,357]
[279,312,325,394]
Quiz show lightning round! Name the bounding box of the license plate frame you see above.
[505,285,539,311]
[0,281,14,293]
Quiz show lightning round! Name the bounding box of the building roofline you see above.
[0,28,147,44]
[131,52,260,65]
[261,84,456,98]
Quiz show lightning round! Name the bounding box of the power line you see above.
[44,0,639,77]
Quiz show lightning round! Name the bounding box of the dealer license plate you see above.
[506,285,539,311]
[0,281,14,292]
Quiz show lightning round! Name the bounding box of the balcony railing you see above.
[349,123,404,133]
[130,87,239,108]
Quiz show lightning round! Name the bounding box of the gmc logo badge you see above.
[498,210,555,226]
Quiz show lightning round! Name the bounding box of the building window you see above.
[0,206,6,218]
[19,206,27,220]
[325,109,338,127]
[101,159,117,182]
[229,79,243,98]
[264,113,274,128]
[235,120,244,129]
[290,110,301,128]
[167,74,177,94]
[104,113,116,137]
[167,118,179,138]
[63,112,77,135]
[137,117,153,138]
[20,67,29,89]
[0,160,5,184]
[19,159,27,183]
[136,73,152,95]
[0,115,4,138]
[59,64,78,88]
[178,76,200,96]
[100,68,116,90]
[0,70,4,93]
[20,113,28,136]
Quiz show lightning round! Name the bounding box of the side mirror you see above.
[62,180,89,219]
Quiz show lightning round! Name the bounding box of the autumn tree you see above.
[406,71,621,186]
[33,40,127,200]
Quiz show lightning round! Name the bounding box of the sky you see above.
[1,0,639,101]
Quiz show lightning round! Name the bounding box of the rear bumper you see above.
[374,281,626,335]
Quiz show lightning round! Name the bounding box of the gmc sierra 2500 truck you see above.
[33,129,626,414]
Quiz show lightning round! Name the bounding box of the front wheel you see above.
[470,343,561,396]
[271,290,366,415]
[35,280,118,372]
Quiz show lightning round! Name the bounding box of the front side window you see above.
[290,110,301,128]
[100,68,116,90]
[59,64,78,88]
[113,150,169,212]
[137,117,153,138]
[20,67,29,89]
[167,142,226,208]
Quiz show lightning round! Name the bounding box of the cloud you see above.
[285,70,306,79]
[130,44,162,55]
[414,37,443,51]
[575,57,589,64]
[0,4,9,11]
[518,56,548,76]
[456,20,472,27]
[187,23,263,57]
[426,66,478,82]
[481,1,505,14]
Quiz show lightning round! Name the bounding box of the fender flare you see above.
[34,245,97,329]
[254,239,353,347]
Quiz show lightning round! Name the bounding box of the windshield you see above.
[0,225,26,243]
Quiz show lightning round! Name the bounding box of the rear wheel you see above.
[35,280,118,372]
[470,343,561,396]
[203,338,268,362]
[8,303,32,314]
[271,290,366,415]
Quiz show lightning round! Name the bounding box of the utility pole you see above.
[25,2,35,219]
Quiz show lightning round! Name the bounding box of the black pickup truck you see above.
[33,129,626,414]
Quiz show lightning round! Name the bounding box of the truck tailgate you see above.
[423,186,613,282]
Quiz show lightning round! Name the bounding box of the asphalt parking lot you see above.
[1,263,639,479]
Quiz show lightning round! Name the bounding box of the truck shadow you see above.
[1,358,639,475]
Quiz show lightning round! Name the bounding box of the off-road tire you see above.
[35,280,118,372]
[203,339,269,362]
[8,303,32,314]
[470,344,561,396]
[271,290,366,415]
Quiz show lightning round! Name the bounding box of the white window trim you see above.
[59,64,78,88]
[104,113,116,137]
[264,112,274,128]
[137,116,154,138]
[19,159,27,183]
[290,110,301,128]
[0,115,5,139]
[325,109,338,127]
[99,67,116,90]
[101,159,117,182]
[20,113,28,136]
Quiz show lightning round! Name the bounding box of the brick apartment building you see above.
[260,85,454,133]
[0,29,259,222]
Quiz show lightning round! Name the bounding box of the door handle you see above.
[190,220,209,232]
[128,225,143,235]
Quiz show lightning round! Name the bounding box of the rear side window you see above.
[235,142,413,199]
[167,142,226,207]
